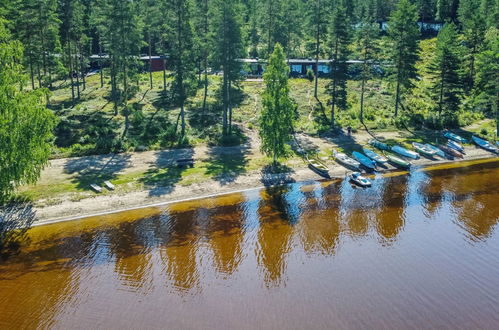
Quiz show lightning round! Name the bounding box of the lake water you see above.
[1,159,499,329]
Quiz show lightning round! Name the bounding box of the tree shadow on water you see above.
[140,148,195,197]
[64,153,132,191]
[205,145,250,185]
[0,201,36,261]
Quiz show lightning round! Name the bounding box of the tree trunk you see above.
[201,0,209,114]
[313,0,321,99]
[148,31,153,89]
[330,37,339,131]
[228,80,232,135]
[68,43,75,105]
[394,79,401,117]
[79,43,86,91]
[99,42,104,88]
[74,43,80,99]
[222,69,228,136]
[360,75,366,124]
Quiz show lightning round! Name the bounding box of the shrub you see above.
[306,68,314,81]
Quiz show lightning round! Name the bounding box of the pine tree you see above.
[480,0,499,29]
[0,20,57,202]
[475,27,499,136]
[210,0,245,137]
[356,7,379,124]
[388,0,420,117]
[327,0,351,129]
[430,22,463,119]
[167,0,197,139]
[259,43,295,165]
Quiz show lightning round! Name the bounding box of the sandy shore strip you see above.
[32,147,498,226]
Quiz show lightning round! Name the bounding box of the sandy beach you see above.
[25,129,498,225]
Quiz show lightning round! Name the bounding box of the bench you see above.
[176,158,194,168]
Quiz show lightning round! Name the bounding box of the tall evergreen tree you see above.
[480,0,499,29]
[0,20,57,202]
[327,0,351,129]
[210,0,245,136]
[388,0,420,117]
[475,27,499,136]
[259,43,294,165]
[167,0,197,139]
[430,22,463,119]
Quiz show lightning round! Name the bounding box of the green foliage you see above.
[0,21,57,202]
[259,44,295,164]
[429,22,463,120]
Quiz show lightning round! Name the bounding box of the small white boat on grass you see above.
[90,184,102,193]
[447,140,465,154]
[363,148,388,164]
[391,145,420,160]
[349,172,372,187]
[444,131,467,144]
[425,144,446,159]
[412,142,437,158]
[104,181,115,190]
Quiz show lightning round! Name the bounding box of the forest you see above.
[0,0,498,203]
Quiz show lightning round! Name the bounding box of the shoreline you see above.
[32,151,499,227]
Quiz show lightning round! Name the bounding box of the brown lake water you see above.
[1,159,499,329]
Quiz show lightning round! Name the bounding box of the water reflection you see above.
[0,160,499,328]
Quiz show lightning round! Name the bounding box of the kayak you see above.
[369,139,390,151]
[447,140,465,153]
[439,144,463,158]
[307,156,330,177]
[333,150,360,170]
[362,148,388,164]
[349,172,372,187]
[391,145,420,160]
[352,151,376,170]
[412,142,437,158]
[472,136,498,153]
[443,131,467,144]
[425,143,446,159]
[386,153,411,168]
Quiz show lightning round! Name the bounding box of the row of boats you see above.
[306,132,498,188]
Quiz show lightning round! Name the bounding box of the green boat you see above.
[386,153,411,168]
[369,139,390,151]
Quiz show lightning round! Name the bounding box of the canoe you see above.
[104,180,115,190]
[333,150,360,170]
[412,142,437,158]
[352,151,376,170]
[472,136,498,153]
[362,148,388,164]
[307,156,330,177]
[443,131,467,144]
[391,145,420,160]
[369,139,390,151]
[349,172,372,187]
[425,144,446,159]
[386,153,411,168]
[439,144,463,158]
[90,183,102,193]
[447,140,465,153]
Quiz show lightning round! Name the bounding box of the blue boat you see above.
[472,136,498,153]
[362,148,388,164]
[368,139,390,151]
[391,145,420,160]
[425,144,446,159]
[447,140,465,153]
[352,151,376,170]
[443,131,467,144]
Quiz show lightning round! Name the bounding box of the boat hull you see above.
[391,145,420,160]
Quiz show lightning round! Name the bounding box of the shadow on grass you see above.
[205,144,250,185]
[64,153,132,191]
[140,148,194,197]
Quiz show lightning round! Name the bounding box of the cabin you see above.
[239,58,365,78]
[89,54,167,72]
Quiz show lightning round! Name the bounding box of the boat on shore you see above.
[362,148,388,164]
[425,143,446,158]
[447,140,465,153]
[333,150,360,170]
[386,153,411,168]
[439,144,463,158]
[412,142,437,158]
[444,131,467,144]
[472,136,498,153]
[352,151,376,171]
[349,172,372,187]
[391,145,420,160]
[306,156,330,178]
[369,139,390,151]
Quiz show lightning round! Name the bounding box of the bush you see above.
[306,68,314,81]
